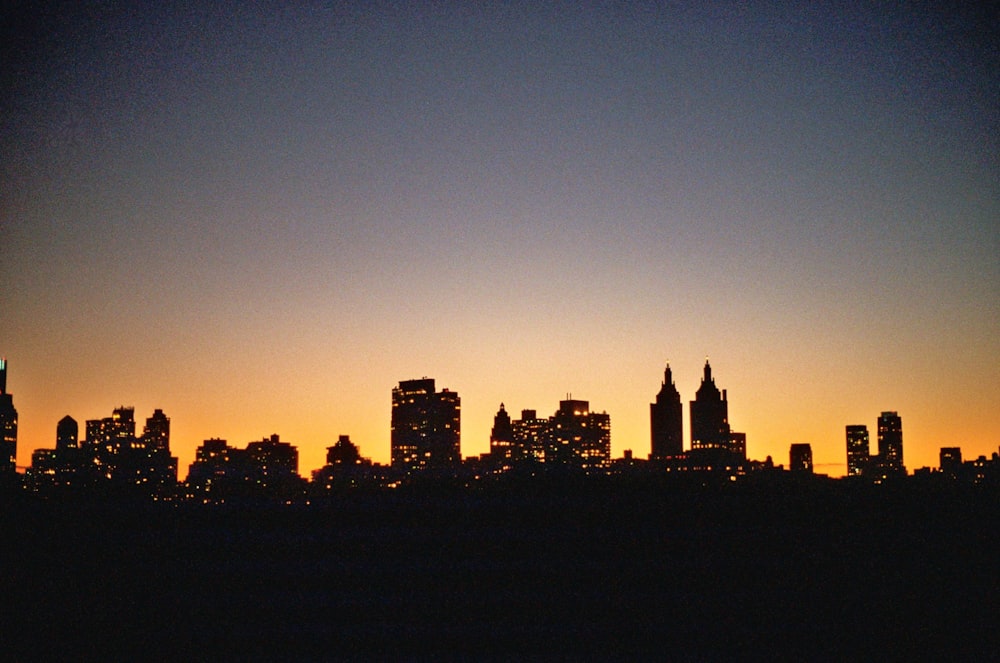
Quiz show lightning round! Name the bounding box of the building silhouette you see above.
[311,435,384,490]
[186,435,304,498]
[690,360,730,452]
[789,443,813,473]
[84,407,177,493]
[391,378,461,473]
[688,360,747,463]
[143,409,170,451]
[86,406,137,471]
[56,415,79,452]
[512,409,548,463]
[846,425,870,477]
[489,403,518,468]
[483,399,611,472]
[877,411,904,473]
[0,358,18,474]
[246,434,301,491]
[728,431,747,461]
[650,363,683,459]
[546,399,611,470]
[185,438,247,494]
[325,434,364,466]
[27,415,90,492]
[26,407,177,495]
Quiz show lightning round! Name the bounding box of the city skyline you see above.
[3,353,995,479]
[3,4,997,478]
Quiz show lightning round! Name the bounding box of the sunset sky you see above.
[2,2,997,477]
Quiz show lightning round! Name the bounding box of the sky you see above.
[2,1,997,477]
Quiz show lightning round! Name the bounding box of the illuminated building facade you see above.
[546,399,611,470]
[846,425,870,476]
[512,409,547,462]
[247,434,300,490]
[185,435,302,497]
[483,400,612,472]
[650,363,683,459]
[26,407,176,494]
[143,409,170,450]
[0,358,18,473]
[789,443,813,473]
[83,406,176,490]
[877,411,904,473]
[86,406,137,465]
[391,378,461,473]
[186,438,251,495]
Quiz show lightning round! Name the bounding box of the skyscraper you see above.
[142,409,170,451]
[391,378,461,473]
[546,399,611,470]
[690,360,730,453]
[489,403,517,464]
[650,363,683,459]
[86,406,136,457]
[877,411,904,473]
[0,358,18,473]
[845,425,869,476]
[512,409,547,463]
[56,415,79,452]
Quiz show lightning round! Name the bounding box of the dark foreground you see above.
[2,481,998,661]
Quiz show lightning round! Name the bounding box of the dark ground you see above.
[2,480,998,661]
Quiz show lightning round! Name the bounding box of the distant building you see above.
[86,406,137,469]
[56,415,79,452]
[486,399,611,472]
[325,435,364,466]
[546,399,611,470]
[729,431,747,460]
[846,425,870,476]
[650,363,683,459]
[512,409,548,463]
[25,417,81,493]
[789,443,813,473]
[876,411,904,474]
[246,434,300,489]
[489,404,518,468]
[0,358,18,473]
[142,409,170,451]
[690,360,743,463]
[391,378,461,473]
[186,435,302,497]
[185,438,252,495]
[939,447,963,479]
[690,360,730,452]
[311,435,382,490]
[27,407,176,495]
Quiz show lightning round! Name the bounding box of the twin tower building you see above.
[390,359,744,475]
[650,360,746,462]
